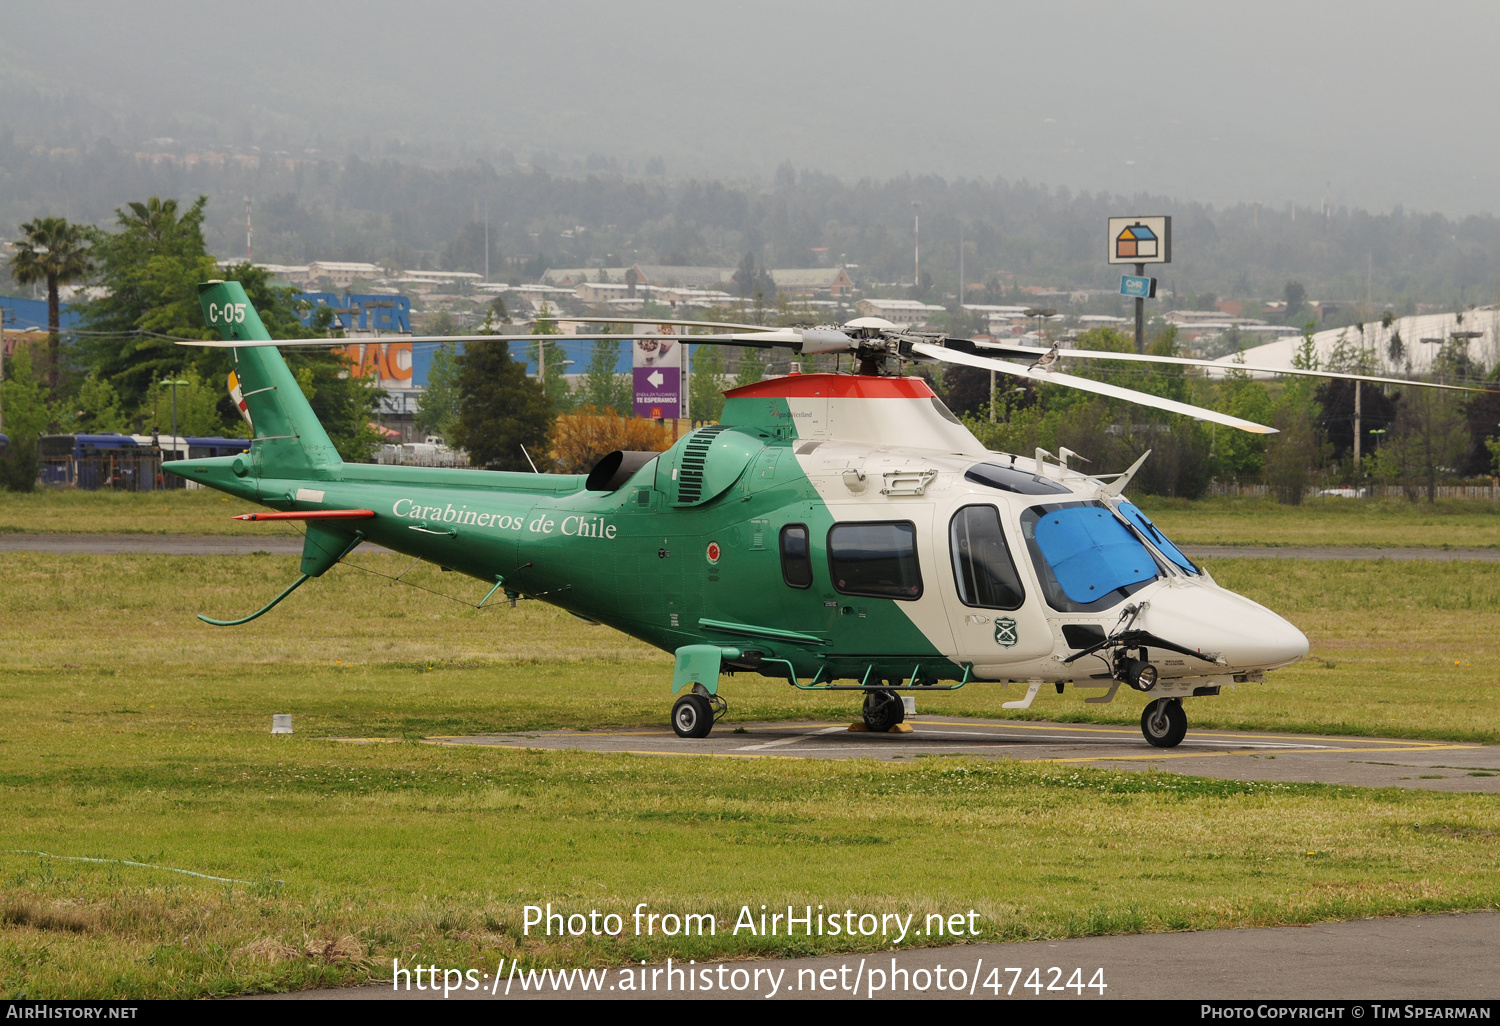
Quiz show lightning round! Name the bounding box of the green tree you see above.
[451,339,554,471]
[1284,281,1307,323]
[734,346,765,388]
[139,370,235,438]
[76,197,219,407]
[689,344,726,423]
[78,201,379,457]
[531,303,573,411]
[1377,388,1469,503]
[6,216,94,394]
[581,336,631,415]
[415,340,460,439]
[1211,366,1274,479]
[70,372,129,433]
[0,348,56,490]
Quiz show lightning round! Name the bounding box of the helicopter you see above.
[169,280,1487,747]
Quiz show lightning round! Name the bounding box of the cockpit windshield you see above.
[1115,500,1199,574]
[1020,502,1160,612]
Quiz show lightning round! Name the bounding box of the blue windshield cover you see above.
[1032,505,1157,605]
[1116,501,1198,573]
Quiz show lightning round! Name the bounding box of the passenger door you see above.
[937,502,1054,668]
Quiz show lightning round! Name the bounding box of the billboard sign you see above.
[339,341,414,389]
[1107,216,1172,265]
[632,325,682,419]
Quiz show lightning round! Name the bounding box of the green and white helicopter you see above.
[171,280,1479,747]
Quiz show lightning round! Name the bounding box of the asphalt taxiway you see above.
[393,717,1500,793]
[258,911,1499,1000]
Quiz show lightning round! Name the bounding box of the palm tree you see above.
[7,217,94,393]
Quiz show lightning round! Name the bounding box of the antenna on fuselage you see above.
[520,445,540,473]
[1099,449,1153,496]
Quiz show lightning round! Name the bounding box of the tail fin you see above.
[199,280,341,476]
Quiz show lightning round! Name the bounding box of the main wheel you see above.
[862,689,905,732]
[1141,697,1187,748]
[672,694,714,739]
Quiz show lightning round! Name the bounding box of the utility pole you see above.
[1353,380,1362,467]
[484,198,490,284]
[1134,261,1145,353]
[958,222,964,311]
[913,201,920,288]
[0,307,8,433]
[244,196,253,261]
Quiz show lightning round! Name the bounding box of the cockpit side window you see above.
[1020,502,1159,613]
[949,505,1025,610]
[1115,501,1199,574]
[779,523,813,589]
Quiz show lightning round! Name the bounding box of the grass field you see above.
[1142,495,1500,550]
[1,489,1498,549]
[1,550,1498,997]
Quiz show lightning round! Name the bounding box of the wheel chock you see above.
[847,722,914,733]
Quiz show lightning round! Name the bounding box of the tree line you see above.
[5,193,1496,499]
[8,137,1500,307]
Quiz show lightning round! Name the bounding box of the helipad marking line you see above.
[1050,743,1482,764]
[735,726,848,751]
[895,729,1327,750]
[906,719,1458,747]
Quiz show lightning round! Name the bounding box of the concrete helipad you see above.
[406,717,1499,792]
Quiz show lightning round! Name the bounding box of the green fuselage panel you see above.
[168,425,946,679]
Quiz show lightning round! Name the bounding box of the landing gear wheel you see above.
[1141,697,1187,748]
[862,689,905,732]
[672,694,714,739]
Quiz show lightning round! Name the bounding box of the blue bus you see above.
[37,434,251,490]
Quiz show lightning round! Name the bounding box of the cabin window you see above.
[827,521,922,600]
[779,523,813,589]
[949,505,1025,610]
[1021,502,1159,613]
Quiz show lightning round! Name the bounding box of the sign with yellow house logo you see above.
[1107,216,1172,265]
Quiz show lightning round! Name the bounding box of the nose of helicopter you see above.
[1142,582,1309,672]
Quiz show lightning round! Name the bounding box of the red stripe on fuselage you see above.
[723,372,936,400]
[233,510,376,521]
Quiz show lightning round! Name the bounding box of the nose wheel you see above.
[671,686,726,739]
[1141,698,1187,748]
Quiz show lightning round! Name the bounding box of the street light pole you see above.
[160,378,189,459]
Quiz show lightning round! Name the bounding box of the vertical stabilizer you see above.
[198,280,341,477]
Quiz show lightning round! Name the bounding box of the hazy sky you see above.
[6,1,1498,215]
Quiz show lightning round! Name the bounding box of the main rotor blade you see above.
[541,315,773,332]
[176,329,806,349]
[971,341,1490,393]
[912,342,1279,435]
